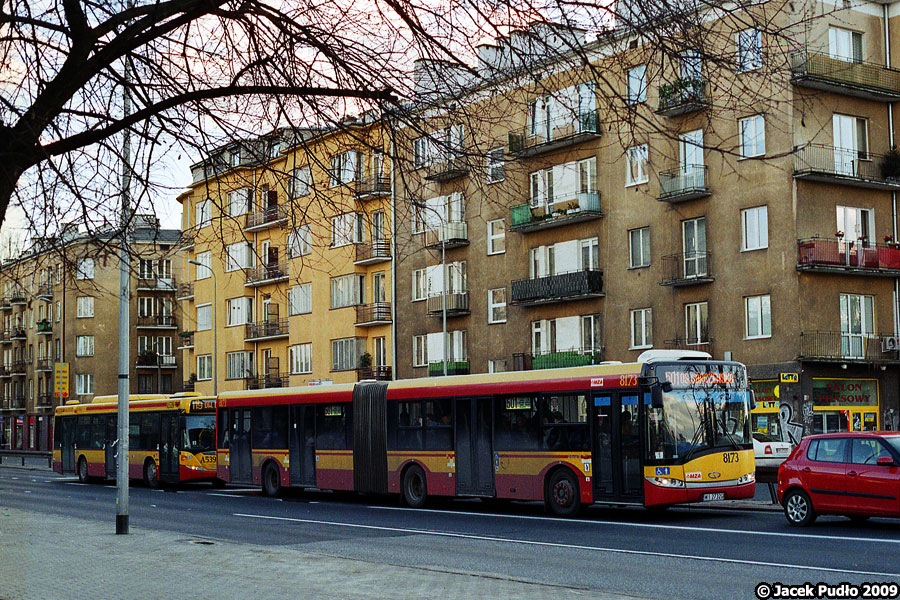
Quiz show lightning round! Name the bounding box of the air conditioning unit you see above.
[882,336,900,352]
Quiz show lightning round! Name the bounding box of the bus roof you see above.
[54,394,216,416]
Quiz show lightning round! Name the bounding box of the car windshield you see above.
[646,389,752,464]
[182,414,216,453]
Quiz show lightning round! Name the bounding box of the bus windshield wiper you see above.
[680,400,709,464]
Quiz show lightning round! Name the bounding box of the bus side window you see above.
[218,409,230,449]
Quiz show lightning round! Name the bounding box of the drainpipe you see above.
[886,4,898,336]
[389,114,397,380]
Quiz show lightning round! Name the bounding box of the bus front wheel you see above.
[144,459,159,489]
[402,465,428,508]
[547,469,581,517]
[77,457,89,483]
[262,462,282,497]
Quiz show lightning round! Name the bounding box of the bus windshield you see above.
[182,415,216,453]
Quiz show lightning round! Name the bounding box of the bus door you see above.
[454,397,494,496]
[61,417,75,472]
[231,409,253,483]
[592,393,643,501]
[105,415,117,479]
[289,405,316,487]
[159,413,180,481]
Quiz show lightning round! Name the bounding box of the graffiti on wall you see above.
[885,408,898,432]
[778,401,805,445]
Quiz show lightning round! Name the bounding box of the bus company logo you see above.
[686,472,702,481]
[708,472,721,479]
[590,377,605,388]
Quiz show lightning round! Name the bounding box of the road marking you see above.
[370,505,900,546]
[235,512,900,578]
[209,493,244,498]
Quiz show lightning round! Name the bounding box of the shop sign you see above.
[780,373,799,383]
[812,378,878,406]
[750,379,778,409]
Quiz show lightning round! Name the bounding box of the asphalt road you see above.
[3,466,900,600]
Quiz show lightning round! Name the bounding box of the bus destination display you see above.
[655,364,746,389]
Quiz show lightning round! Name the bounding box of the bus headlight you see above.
[651,477,685,488]
[737,472,755,485]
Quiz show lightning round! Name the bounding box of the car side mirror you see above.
[877,456,896,467]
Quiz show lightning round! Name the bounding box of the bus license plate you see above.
[702,492,725,501]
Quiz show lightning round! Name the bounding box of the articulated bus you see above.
[217,351,756,515]
[53,393,219,487]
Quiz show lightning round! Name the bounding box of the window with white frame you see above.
[685,302,709,345]
[412,269,427,302]
[486,147,505,183]
[829,27,863,64]
[225,242,253,272]
[196,199,211,228]
[194,251,211,280]
[288,283,312,316]
[840,294,875,358]
[740,115,765,157]
[76,335,94,357]
[76,373,94,395]
[137,336,153,355]
[627,65,647,104]
[487,219,505,255]
[736,28,762,72]
[76,258,94,280]
[332,337,363,371]
[329,150,360,187]
[488,288,507,324]
[413,125,464,168]
[488,359,508,374]
[745,294,771,339]
[197,355,212,380]
[741,206,768,251]
[331,274,365,308]
[76,296,94,318]
[138,258,155,279]
[413,335,427,367]
[55,300,61,321]
[289,165,312,198]
[629,227,651,268]
[626,144,648,185]
[331,212,364,247]
[226,351,253,380]
[290,343,313,374]
[631,308,653,349]
[227,297,253,326]
[137,297,154,318]
[580,237,599,270]
[581,314,601,352]
[196,304,212,332]
[227,187,251,216]
[288,226,312,258]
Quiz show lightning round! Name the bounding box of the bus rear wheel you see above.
[77,457,89,483]
[402,465,428,508]
[547,469,581,517]
[262,462,282,497]
[144,459,159,489]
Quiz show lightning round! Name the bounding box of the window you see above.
[626,144,648,185]
[682,217,708,278]
[289,165,311,198]
[329,150,360,186]
[412,269,427,302]
[76,258,94,280]
[138,374,153,394]
[487,219,505,255]
[227,187,251,216]
[197,355,212,380]
[138,258,154,279]
[488,359,508,374]
[685,302,709,345]
[627,65,646,104]
[331,212,364,247]
[196,304,212,332]
[742,206,768,251]
[76,373,94,395]
[288,226,312,258]
[850,438,892,465]
[225,242,253,272]
[55,301,61,321]
[288,283,312,316]
[331,274,365,308]
[413,335,427,367]
[76,335,94,357]
[196,199,211,228]
[833,114,869,167]
[137,297,154,318]
[740,115,765,157]
[829,27,863,64]
[488,288,507,324]
[226,351,253,380]
[486,147,505,183]
[581,314,601,352]
[227,297,253,327]
[807,437,848,463]
[290,343,312,374]
[631,308,652,349]
[76,297,94,318]
[629,227,650,268]
[745,295,771,339]
[580,237,599,270]
[736,28,762,72]
[840,294,875,359]
[194,251,212,280]
[332,337,363,371]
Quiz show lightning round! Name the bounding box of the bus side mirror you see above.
[749,390,757,411]
[651,382,671,409]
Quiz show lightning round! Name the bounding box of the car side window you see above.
[850,439,893,465]
[805,440,818,461]
[809,437,848,463]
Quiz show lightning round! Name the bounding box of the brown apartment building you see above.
[393,0,900,437]
[0,217,184,451]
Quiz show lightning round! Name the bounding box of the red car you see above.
[777,432,900,526]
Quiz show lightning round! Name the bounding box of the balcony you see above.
[35,358,53,372]
[136,277,177,292]
[426,293,470,317]
[176,282,194,300]
[423,221,468,250]
[658,165,711,202]
[510,269,604,306]
[179,232,194,250]
[797,238,900,276]
[245,204,288,232]
[656,78,707,117]
[136,353,178,368]
[354,240,391,265]
[245,373,289,390]
[245,318,289,341]
[513,348,604,371]
[36,320,52,335]
[355,303,392,327]
[799,331,900,363]
[245,262,289,287]
[183,380,196,392]
[9,395,25,409]
[428,361,470,376]
[135,315,177,329]
[8,361,26,376]
[793,144,900,191]
[0,330,9,344]
[660,252,715,286]
[355,176,391,200]
[509,110,602,158]
[357,365,393,381]
[177,332,194,349]
[790,49,900,102]
[36,283,53,301]
[0,298,10,311]
[37,393,53,408]
[10,291,26,305]
[509,192,602,233]
[9,327,26,341]
[423,156,469,182]
[0,364,7,378]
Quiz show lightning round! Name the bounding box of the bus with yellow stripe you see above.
[53,393,219,487]
[217,350,755,515]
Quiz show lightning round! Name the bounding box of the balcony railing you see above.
[428,360,470,376]
[656,77,707,116]
[793,144,900,190]
[799,331,900,362]
[659,165,711,202]
[37,393,53,407]
[355,303,392,326]
[183,380,196,392]
[8,361,26,375]
[798,238,900,276]
[0,298,10,310]
[245,204,289,232]
[135,315,177,328]
[510,269,604,306]
[354,240,391,265]
[357,365,393,381]
[9,327,26,340]
[510,192,603,233]
[136,353,177,367]
[509,110,602,158]
[790,49,900,101]
[513,348,604,371]
[10,291,26,305]
[245,318,289,341]
[426,292,470,317]
[136,277,176,292]
[35,359,53,372]
[9,395,25,409]
[36,283,53,300]
[660,252,714,286]
[423,221,469,250]
[245,262,289,286]
[36,320,52,334]
[176,282,194,299]
[177,332,194,349]
[355,176,391,199]
[423,156,469,182]
[245,374,289,390]
[0,364,7,378]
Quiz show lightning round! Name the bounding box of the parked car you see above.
[753,432,792,468]
[777,432,900,526]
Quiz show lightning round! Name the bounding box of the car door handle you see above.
[848,471,859,477]
[802,467,811,472]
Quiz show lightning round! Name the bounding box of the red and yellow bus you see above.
[216,351,755,515]
[53,393,219,487]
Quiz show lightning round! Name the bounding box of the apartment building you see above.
[0,218,183,451]
[177,116,393,395]
[392,1,900,436]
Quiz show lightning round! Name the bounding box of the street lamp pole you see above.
[189,260,217,395]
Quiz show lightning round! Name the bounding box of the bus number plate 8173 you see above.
[723,452,739,463]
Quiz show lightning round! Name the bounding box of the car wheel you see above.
[144,459,159,489]
[262,462,282,497]
[402,465,427,508]
[547,469,581,517]
[784,489,816,526]
[77,457,89,483]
